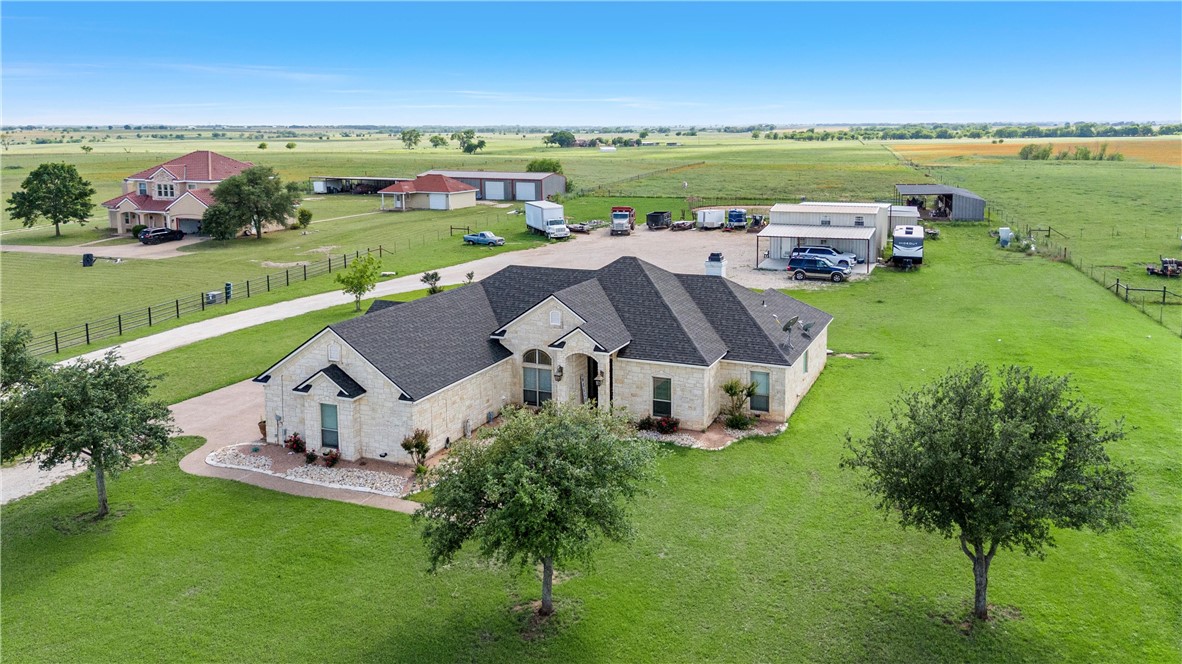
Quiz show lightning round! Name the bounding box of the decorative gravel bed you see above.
[208,446,273,471]
[637,430,702,448]
[205,444,410,497]
[283,465,406,496]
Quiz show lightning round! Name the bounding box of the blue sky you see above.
[3,2,1179,126]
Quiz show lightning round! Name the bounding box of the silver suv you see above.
[789,246,860,267]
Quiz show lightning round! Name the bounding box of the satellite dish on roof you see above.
[782,316,799,332]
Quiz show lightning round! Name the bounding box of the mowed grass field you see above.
[3,226,1178,662]
[887,138,1182,331]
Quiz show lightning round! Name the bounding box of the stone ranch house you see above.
[255,257,832,463]
[101,150,252,235]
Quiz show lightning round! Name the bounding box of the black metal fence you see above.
[28,246,387,357]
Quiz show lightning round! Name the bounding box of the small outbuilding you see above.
[418,170,565,202]
[894,184,986,221]
[377,174,477,211]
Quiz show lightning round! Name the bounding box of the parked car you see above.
[789,245,861,267]
[787,256,852,282]
[139,228,185,245]
[463,231,505,246]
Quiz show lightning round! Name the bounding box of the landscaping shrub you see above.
[304,451,318,464]
[636,415,656,431]
[725,412,754,430]
[130,224,147,238]
[654,417,680,434]
[401,428,431,465]
[284,433,306,453]
[323,449,341,467]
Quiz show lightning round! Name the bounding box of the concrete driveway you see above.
[0,235,209,260]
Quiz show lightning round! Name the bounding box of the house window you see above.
[137,182,147,195]
[803,350,809,374]
[652,377,672,418]
[854,216,865,227]
[522,349,553,406]
[320,403,339,449]
[156,183,175,198]
[327,343,341,363]
[549,310,562,327]
[820,217,831,226]
[750,371,770,412]
[188,184,197,190]
[122,212,135,226]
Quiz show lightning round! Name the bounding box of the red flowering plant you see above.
[284,433,306,453]
[323,449,341,468]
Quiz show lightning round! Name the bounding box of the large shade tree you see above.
[0,321,46,391]
[6,162,95,236]
[1,351,176,517]
[204,166,301,240]
[417,402,659,616]
[842,364,1133,620]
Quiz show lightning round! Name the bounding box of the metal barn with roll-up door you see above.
[419,170,566,202]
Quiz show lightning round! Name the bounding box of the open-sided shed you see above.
[894,184,986,221]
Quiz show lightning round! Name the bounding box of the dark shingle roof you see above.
[293,365,368,399]
[677,275,833,364]
[264,257,833,401]
[329,285,511,400]
[552,279,631,351]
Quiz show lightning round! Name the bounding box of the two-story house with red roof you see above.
[101,150,252,235]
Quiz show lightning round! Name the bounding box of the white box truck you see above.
[525,201,570,239]
[891,225,924,265]
[696,209,725,230]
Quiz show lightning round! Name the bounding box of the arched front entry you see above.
[561,353,600,405]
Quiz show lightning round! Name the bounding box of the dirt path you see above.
[0,235,209,260]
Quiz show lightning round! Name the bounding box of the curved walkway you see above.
[173,379,419,514]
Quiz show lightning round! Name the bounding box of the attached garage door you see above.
[178,218,202,234]
[484,181,506,200]
[429,193,448,210]
[514,182,538,201]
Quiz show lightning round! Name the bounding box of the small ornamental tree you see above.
[335,253,382,311]
[6,162,96,237]
[420,270,443,294]
[0,351,176,517]
[400,428,431,466]
[416,402,659,616]
[296,207,313,229]
[720,378,757,429]
[841,365,1134,621]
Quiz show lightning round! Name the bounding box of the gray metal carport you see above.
[894,184,986,221]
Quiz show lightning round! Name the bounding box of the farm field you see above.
[887,141,1182,331]
[3,226,1179,663]
[892,136,1182,167]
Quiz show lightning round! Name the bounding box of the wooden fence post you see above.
[303,265,308,280]
[328,257,332,273]
[118,314,123,336]
[286,269,290,286]
[149,307,153,326]
[85,323,90,346]
[246,280,251,298]
[267,275,271,292]
[54,331,59,355]
[175,299,180,319]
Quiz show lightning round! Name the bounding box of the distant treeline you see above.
[1017,142,1124,161]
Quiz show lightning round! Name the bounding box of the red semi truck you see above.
[610,206,636,236]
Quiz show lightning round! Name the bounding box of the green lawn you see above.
[889,144,1182,331]
[4,226,1178,662]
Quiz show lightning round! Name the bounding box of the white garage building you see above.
[756,202,919,269]
[418,170,566,202]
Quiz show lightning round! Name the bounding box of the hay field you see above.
[892,137,1181,167]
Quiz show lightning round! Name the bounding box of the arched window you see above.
[522,349,552,406]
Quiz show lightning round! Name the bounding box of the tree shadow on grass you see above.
[855,592,1063,663]
[359,596,590,663]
